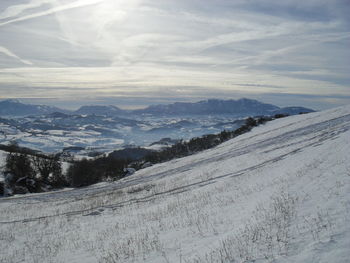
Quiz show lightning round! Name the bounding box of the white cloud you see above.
[0,45,33,65]
[0,0,51,20]
[0,0,348,109]
[0,0,105,27]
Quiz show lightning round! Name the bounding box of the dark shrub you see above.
[245,117,257,127]
[67,159,98,187]
[31,155,62,184]
[66,156,128,187]
[5,152,35,184]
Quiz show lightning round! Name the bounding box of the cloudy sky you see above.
[0,0,349,109]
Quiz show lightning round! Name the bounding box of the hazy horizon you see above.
[0,0,349,110]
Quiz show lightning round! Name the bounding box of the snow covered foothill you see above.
[0,105,349,262]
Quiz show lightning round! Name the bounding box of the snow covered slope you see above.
[0,105,349,263]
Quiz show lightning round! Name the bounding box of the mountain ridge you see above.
[134,98,314,116]
[0,98,314,117]
[0,99,68,116]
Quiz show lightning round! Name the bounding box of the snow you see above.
[144,143,171,151]
[0,105,349,262]
[0,114,244,154]
[0,150,6,164]
[0,150,6,182]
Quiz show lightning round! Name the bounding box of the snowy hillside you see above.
[0,105,349,263]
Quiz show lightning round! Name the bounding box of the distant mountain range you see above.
[0,98,314,117]
[0,98,315,154]
[0,99,67,116]
[132,98,314,116]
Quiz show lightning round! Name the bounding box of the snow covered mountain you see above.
[134,98,314,116]
[0,99,67,116]
[0,105,349,262]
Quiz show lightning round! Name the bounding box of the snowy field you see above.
[0,105,349,262]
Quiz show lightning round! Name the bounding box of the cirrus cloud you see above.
[0,0,349,109]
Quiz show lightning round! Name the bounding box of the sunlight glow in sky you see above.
[0,0,349,109]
